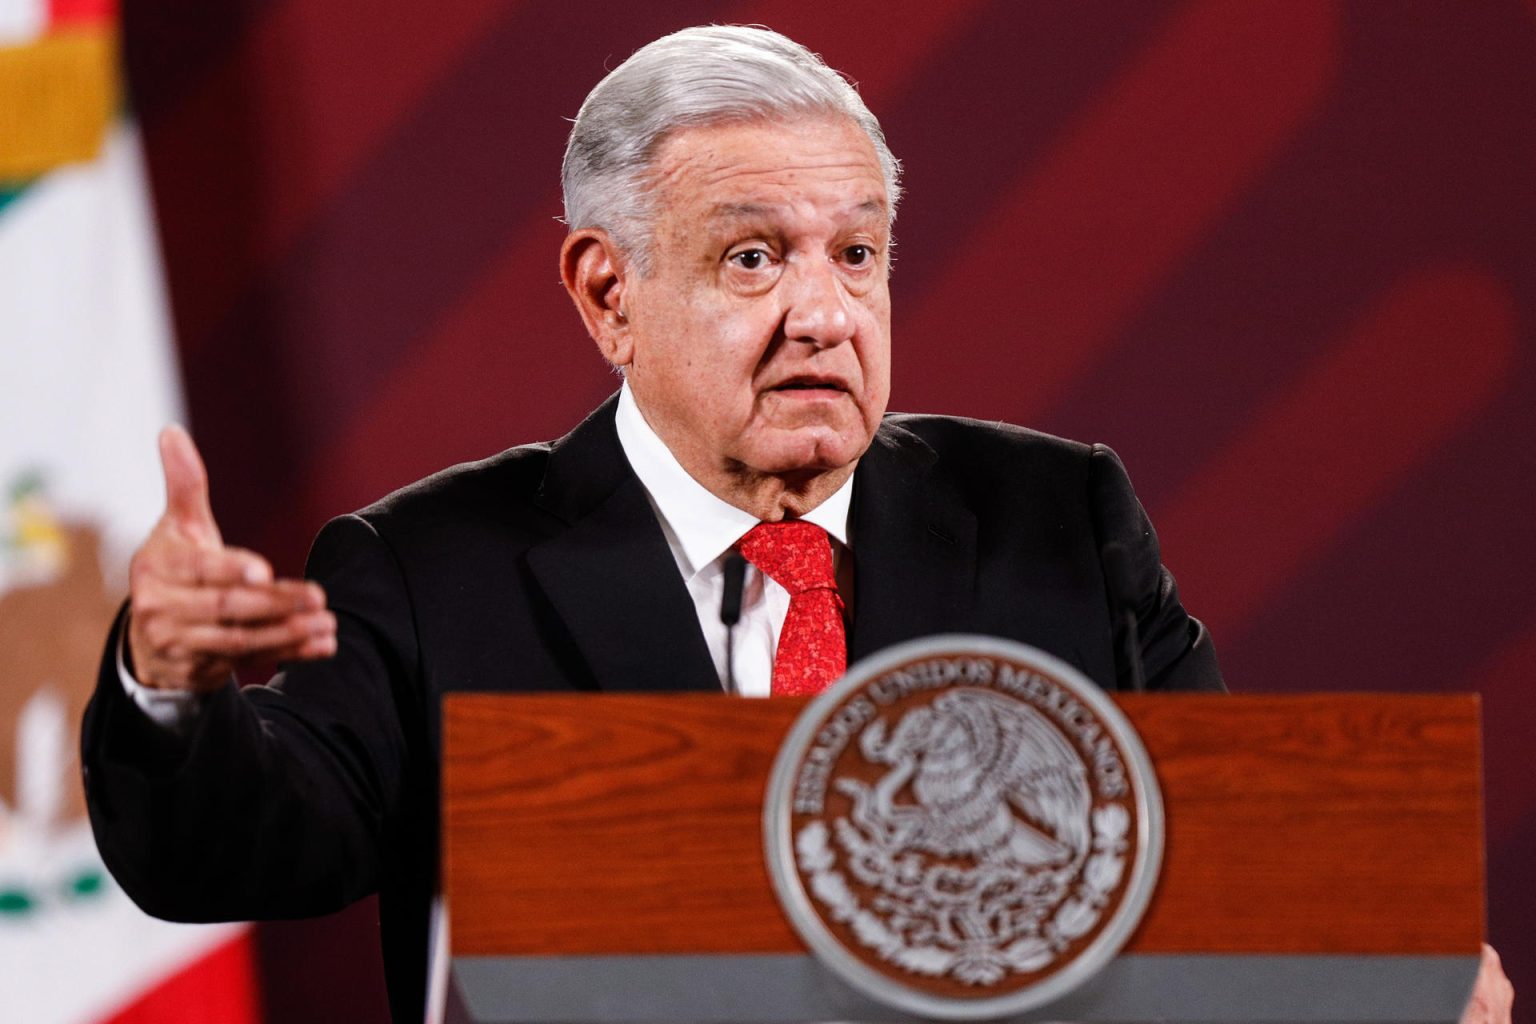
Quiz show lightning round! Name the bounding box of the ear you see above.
[560,228,635,367]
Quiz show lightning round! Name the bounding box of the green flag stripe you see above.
[0,181,35,215]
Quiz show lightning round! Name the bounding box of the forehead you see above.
[648,118,890,229]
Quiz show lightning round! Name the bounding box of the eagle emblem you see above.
[766,636,1161,1019]
[841,689,1092,870]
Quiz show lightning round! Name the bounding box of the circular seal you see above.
[763,635,1163,1019]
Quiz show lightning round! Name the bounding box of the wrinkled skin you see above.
[561,116,893,520]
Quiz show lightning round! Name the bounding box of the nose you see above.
[782,257,853,348]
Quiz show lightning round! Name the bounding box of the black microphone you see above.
[720,552,747,695]
[1101,542,1147,693]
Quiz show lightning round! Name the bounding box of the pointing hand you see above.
[125,426,337,691]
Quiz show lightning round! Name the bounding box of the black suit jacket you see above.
[82,396,1221,1022]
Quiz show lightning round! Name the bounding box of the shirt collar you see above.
[614,382,854,579]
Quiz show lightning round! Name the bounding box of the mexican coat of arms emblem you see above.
[764,635,1163,1019]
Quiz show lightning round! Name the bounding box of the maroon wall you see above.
[120,2,1536,1019]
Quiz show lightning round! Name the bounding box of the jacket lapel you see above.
[525,397,719,693]
[848,419,979,661]
[524,403,982,688]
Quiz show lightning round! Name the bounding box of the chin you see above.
[745,428,872,477]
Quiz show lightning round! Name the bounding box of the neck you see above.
[619,384,860,521]
[708,461,856,521]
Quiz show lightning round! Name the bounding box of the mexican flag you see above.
[0,1,260,1020]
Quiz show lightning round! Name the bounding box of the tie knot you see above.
[739,520,837,596]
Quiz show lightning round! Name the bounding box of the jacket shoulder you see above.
[348,443,556,540]
[878,412,1097,485]
[882,412,1091,454]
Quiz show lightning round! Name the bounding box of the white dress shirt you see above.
[121,384,854,722]
[613,382,852,697]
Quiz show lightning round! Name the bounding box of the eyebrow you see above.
[706,199,887,222]
[709,202,776,220]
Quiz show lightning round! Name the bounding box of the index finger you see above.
[159,424,221,546]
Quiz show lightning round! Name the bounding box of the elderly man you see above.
[86,25,1513,1024]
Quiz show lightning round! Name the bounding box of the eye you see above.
[843,244,876,267]
[729,248,772,271]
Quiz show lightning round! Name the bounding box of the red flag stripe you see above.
[101,932,261,1024]
[49,0,114,28]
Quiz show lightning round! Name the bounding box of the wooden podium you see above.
[437,694,1484,1023]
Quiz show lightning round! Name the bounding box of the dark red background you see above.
[120,2,1536,1019]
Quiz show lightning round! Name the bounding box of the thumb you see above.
[159,424,222,545]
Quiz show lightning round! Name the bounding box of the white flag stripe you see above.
[0,0,45,46]
[0,822,247,1024]
[0,125,184,592]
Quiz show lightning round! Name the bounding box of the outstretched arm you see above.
[82,427,422,924]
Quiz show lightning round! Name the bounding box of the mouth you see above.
[768,376,848,394]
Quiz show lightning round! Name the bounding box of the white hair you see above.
[561,25,902,272]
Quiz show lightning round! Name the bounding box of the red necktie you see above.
[738,521,847,696]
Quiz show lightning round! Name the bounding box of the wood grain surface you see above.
[442,693,1482,957]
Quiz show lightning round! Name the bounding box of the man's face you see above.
[618,117,892,491]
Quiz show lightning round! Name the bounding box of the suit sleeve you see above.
[80,513,423,922]
[1087,444,1225,693]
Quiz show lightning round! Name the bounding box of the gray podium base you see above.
[443,952,1478,1023]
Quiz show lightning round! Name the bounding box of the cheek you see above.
[857,310,893,400]
[668,327,765,430]
[712,307,785,377]
[640,306,724,381]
